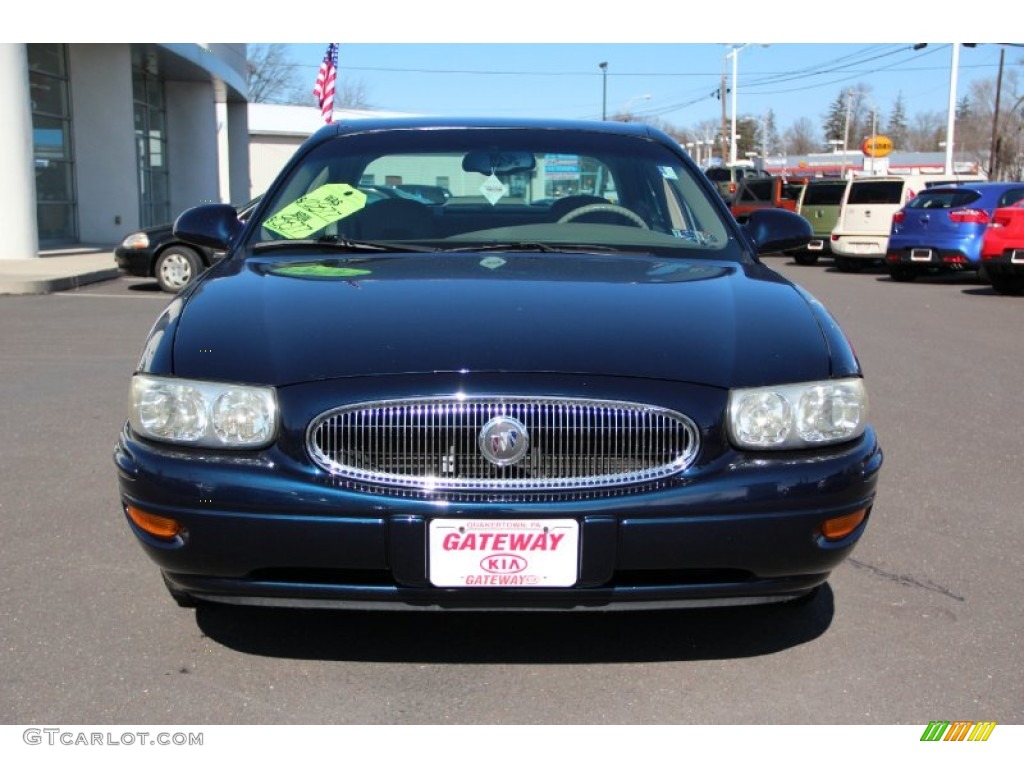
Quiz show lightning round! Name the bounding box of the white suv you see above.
[831,174,985,272]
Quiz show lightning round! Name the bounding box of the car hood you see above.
[167,252,831,389]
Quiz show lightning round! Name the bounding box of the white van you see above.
[830,174,986,272]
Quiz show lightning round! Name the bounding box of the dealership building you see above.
[1,43,251,261]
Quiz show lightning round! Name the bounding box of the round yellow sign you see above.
[861,135,894,158]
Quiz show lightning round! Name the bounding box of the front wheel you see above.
[155,246,202,293]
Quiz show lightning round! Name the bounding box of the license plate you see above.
[1012,250,1024,264]
[911,248,933,262]
[807,239,824,251]
[429,519,579,587]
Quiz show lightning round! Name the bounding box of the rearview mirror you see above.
[462,150,537,175]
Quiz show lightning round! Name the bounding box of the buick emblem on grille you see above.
[478,416,530,466]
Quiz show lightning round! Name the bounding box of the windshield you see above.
[803,182,847,206]
[906,188,981,210]
[248,127,742,260]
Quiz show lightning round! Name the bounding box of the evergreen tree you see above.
[887,93,909,150]
[956,95,972,121]
[736,116,761,159]
[758,109,781,156]
[822,90,847,148]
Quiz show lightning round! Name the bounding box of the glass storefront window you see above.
[36,203,76,241]
[29,70,68,117]
[132,48,170,227]
[28,43,76,245]
[28,43,67,78]
[34,160,74,201]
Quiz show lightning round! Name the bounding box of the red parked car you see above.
[982,200,1024,295]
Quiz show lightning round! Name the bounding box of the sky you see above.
[20,1,1021,138]
[280,42,1017,135]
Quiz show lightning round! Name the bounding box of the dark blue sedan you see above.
[886,181,1024,282]
[114,117,882,611]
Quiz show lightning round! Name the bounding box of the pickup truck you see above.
[729,176,807,223]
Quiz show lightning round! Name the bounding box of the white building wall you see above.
[69,44,138,243]
[0,43,38,260]
[165,80,220,217]
[250,135,305,197]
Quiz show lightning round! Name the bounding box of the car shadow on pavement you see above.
[961,286,1011,297]
[194,586,834,663]
[127,281,163,293]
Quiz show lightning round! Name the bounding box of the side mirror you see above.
[173,204,243,250]
[744,208,811,254]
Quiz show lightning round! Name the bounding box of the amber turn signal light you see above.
[821,508,868,541]
[126,505,184,540]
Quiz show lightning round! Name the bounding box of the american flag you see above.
[313,43,338,124]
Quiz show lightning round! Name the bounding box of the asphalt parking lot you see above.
[0,260,1021,727]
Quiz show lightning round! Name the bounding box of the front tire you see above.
[155,246,202,293]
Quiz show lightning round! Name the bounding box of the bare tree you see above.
[906,111,946,151]
[334,80,371,110]
[784,117,819,155]
[965,70,1024,179]
[247,43,303,104]
[247,44,373,109]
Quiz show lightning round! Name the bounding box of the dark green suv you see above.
[790,179,849,265]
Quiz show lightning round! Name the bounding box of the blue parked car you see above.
[114,117,881,612]
[885,182,1024,282]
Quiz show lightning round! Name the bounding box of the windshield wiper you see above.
[440,242,632,254]
[252,236,438,253]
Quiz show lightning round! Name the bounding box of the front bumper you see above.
[114,247,154,277]
[115,421,882,610]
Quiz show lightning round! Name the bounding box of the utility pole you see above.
[945,43,960,174]
[989,48,1005,179]
[843,88,853,177]
[720,68,728,163]
[599,62,608,121]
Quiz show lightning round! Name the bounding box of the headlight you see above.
[130,375,277,448]
[728,378,868,450]
[120,232,150,249]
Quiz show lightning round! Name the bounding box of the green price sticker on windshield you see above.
[262,184,367,239]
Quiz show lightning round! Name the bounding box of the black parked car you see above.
[114,197,261,292]
[115,117,881,611]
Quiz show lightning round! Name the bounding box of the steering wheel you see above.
[557,203,649,229]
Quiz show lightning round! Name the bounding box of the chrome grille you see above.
[307,397,699,491]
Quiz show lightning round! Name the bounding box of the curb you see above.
[0,267,123,296]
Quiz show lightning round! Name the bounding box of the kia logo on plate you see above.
[478,416,530,466]
[480,554,528,574]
